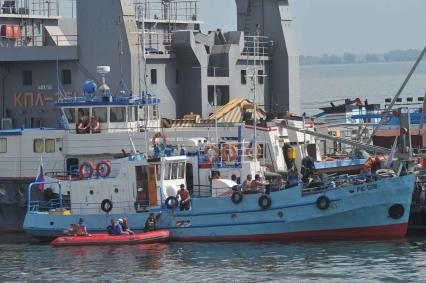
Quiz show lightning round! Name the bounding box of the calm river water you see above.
[2,234,426,282]
[2,62,426,282]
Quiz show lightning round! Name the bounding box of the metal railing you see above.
[0,34,78,47]
[144,31,173,55]
[242,35,271,57]
[136,0,199,22]
[0,0,59,16]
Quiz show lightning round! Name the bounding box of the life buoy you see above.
[151,132,167,146]
[101,199,113,213]
[96,160,111,177]
[305,121,315,128]
[204,145,219,163]
[316,196,330,210]
[79,161,94,179]
[221,144,238,162]
[231,192,243,204]
[165,196,178,209]
[245,144,263,160]
[258,195,272,210]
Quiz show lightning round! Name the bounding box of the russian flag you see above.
[35,156,45,191]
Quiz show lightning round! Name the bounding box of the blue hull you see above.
[24,174,416,241]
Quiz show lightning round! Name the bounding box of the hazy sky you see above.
[198,0,426,55]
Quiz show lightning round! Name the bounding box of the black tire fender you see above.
[231,192,243,204]
[258,195,272,210]
[316,196,330,210]
[101,199,113,213]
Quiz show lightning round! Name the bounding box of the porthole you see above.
[277,211,284,218]
[231,214,238,221]
[50,221,54,226]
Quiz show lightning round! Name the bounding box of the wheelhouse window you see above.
[92,107,107,123]
[165,163,171,180]
[258,70,264,85]
[151,69,157,84]
[178,162,185,179]
[23,70,32,86]
[241,69,247,84]
[171,163,178,179]
[0,138,7,153]
[110,107,126,122]
[45,139,55,153]
[33,139,44,153]
[151,105,159,119]
[64,108,76,123]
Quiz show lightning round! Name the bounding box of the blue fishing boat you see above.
[23,146,416,241]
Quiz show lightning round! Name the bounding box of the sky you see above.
[198,0,426,56]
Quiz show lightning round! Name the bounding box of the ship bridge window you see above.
[151,69,157,84]
[93,107,107,123]
[45,139,55,153]
[64,108,76,123]
[62,69,72,85]
[110,107,126,122]
[34,139,44,153]
[0,138,7,153]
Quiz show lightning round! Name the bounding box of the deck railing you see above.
[0,34,78,47]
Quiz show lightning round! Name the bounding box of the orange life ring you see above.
[305,121,315,128]
[96,160,111,177]
[221,144,238,162]
[79,161,94,179]
[204,145,219,163]
[152,132,167,146]
[245,144,263,160]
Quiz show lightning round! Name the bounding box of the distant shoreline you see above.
[300,49,422,66]
[300,60,417,67]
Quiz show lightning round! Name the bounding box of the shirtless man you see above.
[176,184,191,211]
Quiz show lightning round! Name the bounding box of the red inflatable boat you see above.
[50,230,170,247]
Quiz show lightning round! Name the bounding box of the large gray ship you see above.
[0,0,300,232]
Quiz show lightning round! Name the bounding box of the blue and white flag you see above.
[35,156,45,191]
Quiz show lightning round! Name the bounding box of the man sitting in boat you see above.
[64,218,88,236]
[176,184,191,211]
[113,218,130,235]
[251,174,263,190]
[242,174,257,194]
[120,218,135,235]
[144,213,157,232]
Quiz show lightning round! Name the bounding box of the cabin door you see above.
[147,165,157,206]
[135,166,149,206]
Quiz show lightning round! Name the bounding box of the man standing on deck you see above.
[176,184,191,211]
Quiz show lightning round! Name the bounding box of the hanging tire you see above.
[165,196,178,209]
[231,192,243,204]
[316,196,330,210]
[389,204,404,219]
[100,199,113,213]
[258,195,272,210]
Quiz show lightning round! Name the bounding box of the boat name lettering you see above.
[355,184,378,193]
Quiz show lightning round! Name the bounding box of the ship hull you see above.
[24,174,416,241]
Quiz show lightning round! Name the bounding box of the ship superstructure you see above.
[0,0,300,129]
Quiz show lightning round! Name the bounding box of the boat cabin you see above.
[57,95,161,134]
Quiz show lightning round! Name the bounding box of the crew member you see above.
[90,116,101,134]
[120,218,135,235]
[113,218,129,235]
[176,184,191,211]
[242,174,253,193]
[144,213,157,232]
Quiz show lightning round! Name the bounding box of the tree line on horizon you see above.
[300,49,423,65]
